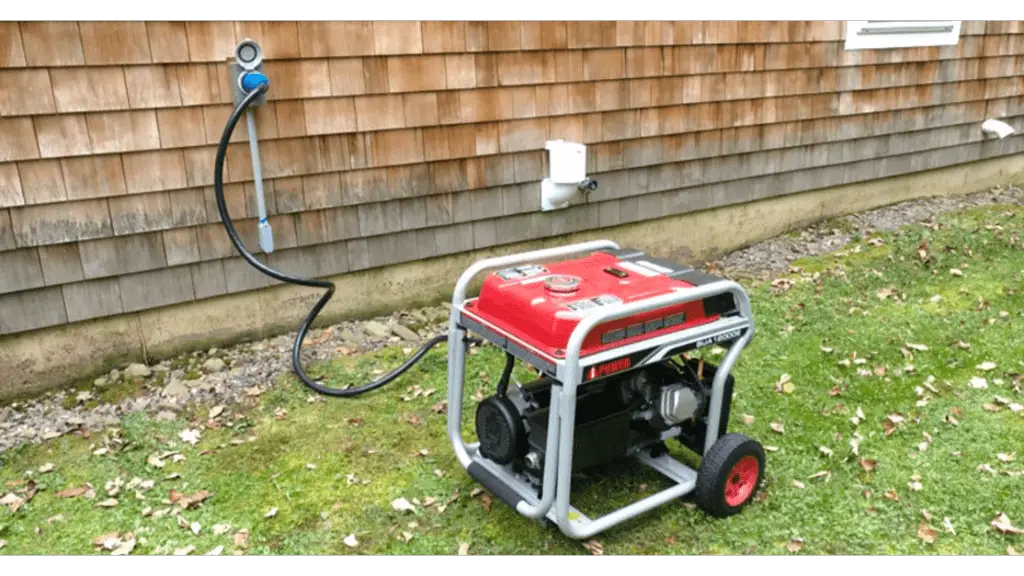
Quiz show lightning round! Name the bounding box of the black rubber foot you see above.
[649,441,670,458]
[694,433,765,518]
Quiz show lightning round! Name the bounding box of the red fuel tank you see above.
[461,249,730,361]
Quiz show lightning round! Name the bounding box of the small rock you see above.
[207,348,219,356]
[93,376,110,388]
[362,321,392,339]
[390,323,421,342]
[125,363,152,379]
[161,379,190,401]
[108,369,121,382]
[203,358,226,373]
[155,410,177,422]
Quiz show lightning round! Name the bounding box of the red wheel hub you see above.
[723,455,759,507]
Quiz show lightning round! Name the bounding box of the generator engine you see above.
[475,355,734,481]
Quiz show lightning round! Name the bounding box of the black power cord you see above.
[213,82,465,397]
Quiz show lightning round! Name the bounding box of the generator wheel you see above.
[694,433,764,518]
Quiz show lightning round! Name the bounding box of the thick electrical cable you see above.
[214,83,463,397]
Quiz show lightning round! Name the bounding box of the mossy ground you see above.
[1,204,1022,556]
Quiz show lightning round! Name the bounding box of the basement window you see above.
[844,21,962,50]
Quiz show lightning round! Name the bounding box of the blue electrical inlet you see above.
[242,71,269,92]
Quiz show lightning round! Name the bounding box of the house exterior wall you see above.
[0,21,1023,342]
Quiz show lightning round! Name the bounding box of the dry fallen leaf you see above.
[742,414,755,426]
[178,429,201,446]
[233,529,249,547]
[38,463,55,474]
[96,498,118,508]
[770,420,785,434]
[918,521,938,544]
[1009,546,1019,556]
[997,452,1016,463]
[264,507,278,519]
[343,534,359,548]
[170,489,212,510]
[457,541,470,555]
[792,480,806,489]
[391,497,416,513]
[949,268,963,277]
[969,377,989,389]
[774,373,795,394]
[582,540,604,555]
[209,405,226,420]
[976,361,997,371]
[860,459,877,472]
[992,513,1024,535]
[205,545,224,556]
[111,538,136,556]
[943,517,956,535]
[173,545,195,556]
[787,538,804,553]
[56,486,89,498]
[2,495,24,514]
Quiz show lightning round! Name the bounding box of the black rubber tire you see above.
[694,433,765,518]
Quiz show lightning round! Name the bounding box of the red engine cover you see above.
[462,251,719,361]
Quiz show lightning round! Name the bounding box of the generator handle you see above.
[448,239,621,310]
[553,280,754,537]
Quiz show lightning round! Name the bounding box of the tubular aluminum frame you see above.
[446,240,756,539]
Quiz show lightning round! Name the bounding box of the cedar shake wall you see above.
[1,21,1023,335]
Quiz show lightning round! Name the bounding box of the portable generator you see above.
[213,49,764,541]
[444,241,762,538]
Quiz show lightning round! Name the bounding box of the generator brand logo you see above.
[587,357,632,380]
[695,328,742,349]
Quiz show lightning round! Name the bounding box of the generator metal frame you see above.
[445,240,756,539]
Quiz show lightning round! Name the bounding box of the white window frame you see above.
[844,21,962,50]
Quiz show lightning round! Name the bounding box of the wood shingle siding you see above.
[0,21,1021,335]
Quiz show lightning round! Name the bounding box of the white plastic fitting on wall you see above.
[981,118,1016,139]
[541,139,590,211]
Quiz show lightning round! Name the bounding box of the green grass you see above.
[2,203,1023,556]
